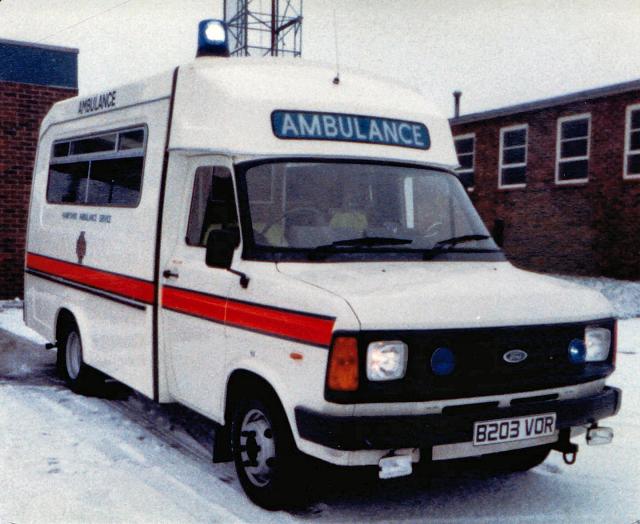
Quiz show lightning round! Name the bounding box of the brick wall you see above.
[451,90,640,280]
[0,82,76,299]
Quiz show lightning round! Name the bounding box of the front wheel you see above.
[231,394,306,510]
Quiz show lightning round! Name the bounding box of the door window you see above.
[185,166,238,246]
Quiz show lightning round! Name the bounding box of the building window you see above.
[454,134,475,190]
[47,126,147,206]
[556,114,590,184]
[624,104,640,179]
[499,125,527,188]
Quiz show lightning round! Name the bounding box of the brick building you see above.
[0,39,78,299]
[450,80,640,280]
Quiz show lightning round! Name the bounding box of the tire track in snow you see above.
[0,382,291,523]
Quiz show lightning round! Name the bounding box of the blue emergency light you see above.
[197,19,230,58]
[431,347,455,376]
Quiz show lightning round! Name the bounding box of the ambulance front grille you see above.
[326,318,616,404]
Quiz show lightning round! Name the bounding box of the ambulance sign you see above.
[272,110,430,150]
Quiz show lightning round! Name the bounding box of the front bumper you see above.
[295,386,621,451]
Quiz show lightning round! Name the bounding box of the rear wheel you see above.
[231,393,306,510]
[57,321,97,393]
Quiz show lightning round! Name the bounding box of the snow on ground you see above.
[0,381,300,524]
[557,275,640,319]
[1,284,639,522]
[0,301,46,344]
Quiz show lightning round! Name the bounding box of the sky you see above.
[0,0,640,118]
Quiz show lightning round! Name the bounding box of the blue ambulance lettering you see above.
[272,111,430,150]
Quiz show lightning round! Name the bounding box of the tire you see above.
[56,321,97,393]
[230,393,306,510]
[477,444,552,474]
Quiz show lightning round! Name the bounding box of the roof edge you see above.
[450,78,640,126]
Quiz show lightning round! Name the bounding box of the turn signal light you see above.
[327,336,359,391]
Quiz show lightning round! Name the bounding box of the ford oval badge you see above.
[503,349,528,364]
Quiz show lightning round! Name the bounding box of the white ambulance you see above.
[25,20,621,509]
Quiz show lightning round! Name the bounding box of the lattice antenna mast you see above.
[225,0,303,57]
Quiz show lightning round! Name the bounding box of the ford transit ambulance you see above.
[25,21,621,509]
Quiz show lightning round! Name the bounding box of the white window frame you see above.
[453,133,475,191]
[498,124,528,189]
[555,113,591,185]
[623,103,640,180]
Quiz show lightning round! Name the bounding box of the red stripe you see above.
[27,252,335,347]
[26,253,154,304]
[162,286,226,324]
[226,299,334,347]
[163,286,335,347]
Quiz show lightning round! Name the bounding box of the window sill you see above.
[554,179,589,186]
[498,184,526,190]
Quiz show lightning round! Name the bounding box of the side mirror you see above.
[205,229,238,269]
[492,218,505,248]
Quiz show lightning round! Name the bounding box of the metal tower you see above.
[224,0,303,57]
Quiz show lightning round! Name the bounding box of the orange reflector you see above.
[327,336,359,391]
[290,352,303,360]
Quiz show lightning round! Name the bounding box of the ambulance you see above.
[24,20,621,508]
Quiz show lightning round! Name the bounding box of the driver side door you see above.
[161,157,239,418]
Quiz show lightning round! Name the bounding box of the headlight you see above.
[366,341,407,381]
[585,326,611,362]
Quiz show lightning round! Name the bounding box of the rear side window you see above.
[47,126,147,206]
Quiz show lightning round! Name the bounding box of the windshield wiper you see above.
[434,234,491,248]
[323,236,413,248]
[423,234,492,260]
[308,236,413,259]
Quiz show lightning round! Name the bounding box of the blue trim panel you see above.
[0,41,78,88]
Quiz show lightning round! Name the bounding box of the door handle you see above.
[163,269,179,279]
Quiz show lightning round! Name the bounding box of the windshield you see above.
[237,160,503,262]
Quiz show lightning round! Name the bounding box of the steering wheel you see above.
[257,207,326,244]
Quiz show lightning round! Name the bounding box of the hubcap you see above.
[239,408,276,487]
[66,331,82,380]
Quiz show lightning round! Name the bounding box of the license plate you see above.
[473,413,556,446]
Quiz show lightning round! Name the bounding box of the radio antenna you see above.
[332,5,340,85]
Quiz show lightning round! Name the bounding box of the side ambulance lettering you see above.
[78,90,117,115]
[272,110,430,150]
[62,212,111,223]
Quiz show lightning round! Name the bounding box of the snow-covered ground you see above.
[0,299,46,344]
[1,290,639,522]
[557,275,640,319]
